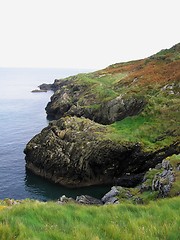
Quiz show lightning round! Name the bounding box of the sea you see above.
[0,68,110,201]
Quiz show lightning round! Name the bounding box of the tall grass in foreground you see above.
[0,197,180,240]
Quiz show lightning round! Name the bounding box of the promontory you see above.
[24,43,180,189]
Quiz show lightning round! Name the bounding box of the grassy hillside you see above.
[47,43,180,151]
[25,43,179,187]
[85,44,180,151]
[0,197,180,240]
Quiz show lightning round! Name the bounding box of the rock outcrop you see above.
[24,116,179,187]
[45,77,146,124]
[31,89,47,93]
[57,154,180,205]
[101,186,119,204]
[39,83,55,91]
[100,155,180,204]
[57,194,103,205]
[24,43,180,190]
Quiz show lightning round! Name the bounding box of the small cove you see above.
[0,68,110,201]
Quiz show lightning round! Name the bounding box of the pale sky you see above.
[0,0,179,69]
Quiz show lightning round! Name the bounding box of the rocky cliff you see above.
[24,43,180,188]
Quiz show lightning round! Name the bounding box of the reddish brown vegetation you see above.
[100,59,145,75]
[100,58,180,88]
[127,60,180,86]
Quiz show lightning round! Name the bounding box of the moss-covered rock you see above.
[24,116,179,187]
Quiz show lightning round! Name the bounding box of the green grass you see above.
[167,154,180,196]
[104,90,180,151]
[150,43,180,61]
[73,60,179,153]
[76,72,127,86]
[54,56,179,153]
[166,154,180,168]
[75,72,127,102]
[105,115,176,151]
[0,198,180,240]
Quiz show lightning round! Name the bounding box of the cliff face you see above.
[45,76,146,124]
[24,43,180,187]
[45,44,180,125]
[24,116,179,187]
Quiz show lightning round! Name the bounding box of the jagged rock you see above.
[140,154,180,199]
[104,197,119,204]
[102,185,144,204]
[151,160,175,197]
[162,160,171,170]
[39,83,54,91]
[57,195,76,204]
[57,194,102,205]
[103,155,180,204]
[24,115,179,188]
[94,96,145,124]
[101,186,119,203]
[155,163,162,169]
[76,195,103,205]
[152,169,175,197]
[45,76,146,124]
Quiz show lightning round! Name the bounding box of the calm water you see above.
[0,68,110,201]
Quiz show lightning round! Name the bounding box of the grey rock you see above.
[101,186,119,203]
[76,195,103,205]
[104,197,119,205]
[162,160,170,170]
[57,194,103,205]
[152,169,175,197]
[177,164,180,171]
[95,96,145,124]
[45,75,146,124]
[57,195,75,204]
[155,163,162,169]
[39,83,55,91]
[161,170,168,177]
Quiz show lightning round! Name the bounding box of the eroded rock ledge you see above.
[24,116,179,187]
[44,77,145,124]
